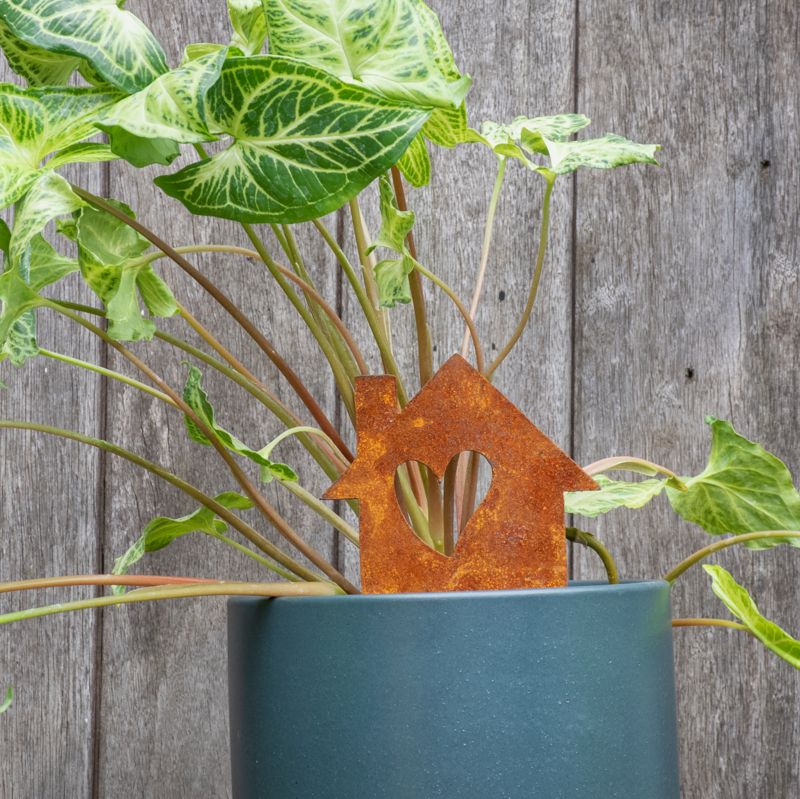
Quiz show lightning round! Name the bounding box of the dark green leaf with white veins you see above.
[544,133,660,175]
[704,565,800,670]
[0,0,168,94]
[0,18,80,85]
[367,174,414,255]
[74,200,177,341]
[182,364,298,482]
[227,0,267,55]
[667,417,800,548]
[155,56,429,224]
[263,0,470,108]
[565,474,666,517]
[111,491,254,592]
[95,49,228,167]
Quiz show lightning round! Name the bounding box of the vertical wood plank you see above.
[0,66,105,799]
[573,1,800,795]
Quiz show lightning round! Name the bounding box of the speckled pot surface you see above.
[228,581,679,799]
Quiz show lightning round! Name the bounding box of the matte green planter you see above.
[228,581,679,798]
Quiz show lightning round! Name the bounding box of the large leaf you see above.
[74,200,176,341]
[0,18,80,85]
[704,565,800,670]
[95,49,227,167]
[565,474,666,517]
[228,0,267,55]
[0,0,168,94]
[667,417,800,548]
[155,56,429,224]
[0,83,120,209]
[544,133,660,175]
[111,491,255,591]
[263,0,469,109]
[182,364,298,482]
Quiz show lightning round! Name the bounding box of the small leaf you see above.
[565,474,666,517]
[0,0,168,94]
[263,0,470,109]
[396,133,431,188]
[112,491,255,592]
[0,269,44,363]
[544,133,660,175]
[0,686,12,715]
[95,49,227,167]
[154,56,429,224]
[27,234,78,290]
[367,175,415,255]
[228,0,267,55]
[667,417,800,547]
[182,365,298,481]
[704,565,800,670]
[374,253,415,308]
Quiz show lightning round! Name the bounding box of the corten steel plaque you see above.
[325,354,598,593]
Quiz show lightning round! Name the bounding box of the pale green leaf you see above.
[422,102,468,148]
[46,141,118,169]
[182,364,298,481]
[565,474,666,517]
[374,252,414,308]
[396,132,431,187]
[367,174,414,254]
[0,18,80,85]
[27,233,78,290]
[0,0,168,94]
[544,133,660,175]
[135,265,177,318]
[181,42,244,64]
[263,0,470,109]
[228,0,267,55]
[667,417,800,548]
[95,49,227,167]
[704,565,800,670]
[155,56,429,224]
[0,269,44,363]
[111,491,254,592]
[0,686,12,715]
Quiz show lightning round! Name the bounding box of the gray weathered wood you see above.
[572,1,800,796]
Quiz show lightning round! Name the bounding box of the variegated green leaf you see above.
[183,364,298,481]
[263,0,469,109]
[704,565,800,670]
[565,474,667,517]
[396,132,430,187]
[0,268,44,363]
[155,57,429,224]
[27,234,78,290]
[0,0,168,94]
[0,83,120,208]
[367,175,414,254]
[374,252,414,308]
[46,141,118,169]
[0,18,80,85]
[228,0,267,55]
[74,200,176,341]
[545,133,660,174]
[422,103,468,148]
[95,49,227,167]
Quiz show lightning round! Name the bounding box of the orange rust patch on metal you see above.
[324,355,598,594]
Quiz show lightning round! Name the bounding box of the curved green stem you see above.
[566,527,620,584]
[280,480,359,546]
[461,157,507,357]
[664,531,800,584]
[485,174,555,379]
[672,618,749,632]
[0,575,214,592]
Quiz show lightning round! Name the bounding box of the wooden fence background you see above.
[1,0,798,796]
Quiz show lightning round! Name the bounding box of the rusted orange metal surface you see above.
[325,355,597,594]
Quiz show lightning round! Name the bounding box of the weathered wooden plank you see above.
[93,4,339,794]
[0,67,105,799]
[573,1,800,796]
[338,0,578,583]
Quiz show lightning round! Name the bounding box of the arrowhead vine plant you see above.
[1,0,800,718]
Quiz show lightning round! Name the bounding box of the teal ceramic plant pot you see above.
[228,581,679,798]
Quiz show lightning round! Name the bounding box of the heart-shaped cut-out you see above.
[394,452,493,556]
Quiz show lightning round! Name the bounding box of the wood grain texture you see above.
[572,1,800,796]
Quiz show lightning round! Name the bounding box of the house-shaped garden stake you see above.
[325,355,598,593]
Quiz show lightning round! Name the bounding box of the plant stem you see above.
[664,531,800,584]
[69,184,347,454]
[566,527,620,584]
[0,420,319,583]
[485,174,555,380]
[0,575,214,593]
[280,480,359,546]
[390,165,433,385]
[461,157,507,357]
[0,581,338,625]
[212,533,299,580]
[672,618,749,632]
[414,261,485,372]
[40,349,175,407]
